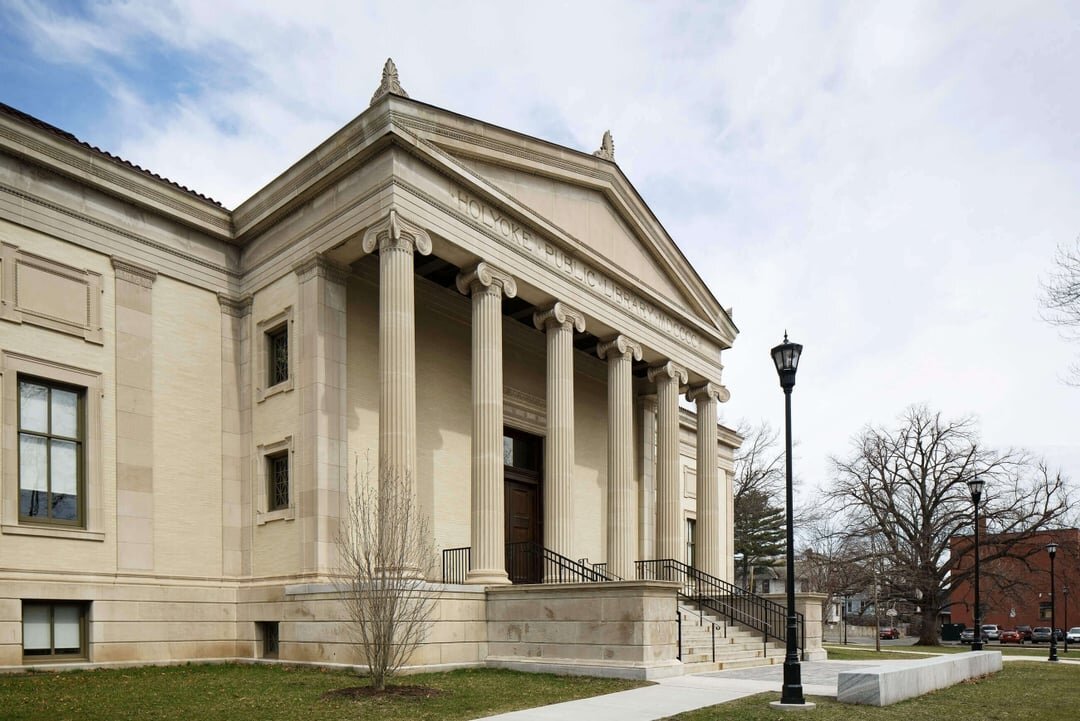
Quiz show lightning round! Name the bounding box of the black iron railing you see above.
[637,558,803,655]
[443,545,618,585]
[442,546,471,584]
[507,542,617,584]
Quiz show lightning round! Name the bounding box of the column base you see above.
[466,569,511,585]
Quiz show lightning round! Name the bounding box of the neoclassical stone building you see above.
[0,62,787,677]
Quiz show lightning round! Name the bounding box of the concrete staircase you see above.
[677,602,787,673]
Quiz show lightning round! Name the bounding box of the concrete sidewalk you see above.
[473,662,871,721]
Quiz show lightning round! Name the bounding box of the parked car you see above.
[1067,627,1080,644]
[960,627,987,643]
[879,627,900,640]
[982,624,1000,641]
[999,629,1023,644]
[1016,625,1033,642]
[1032,627,1053,643]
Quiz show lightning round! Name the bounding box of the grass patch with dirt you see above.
[0,663,648,721]
[665,659,1079,720]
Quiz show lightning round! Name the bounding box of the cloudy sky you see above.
[2,1,1078,497]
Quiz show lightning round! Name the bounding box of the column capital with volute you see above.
[361,208,433,255]
[686,381,731,404]
[456,261,518,298]
[533,301,586,333]
[647,360,688,385]
[597,335,642,362]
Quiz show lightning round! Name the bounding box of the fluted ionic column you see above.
[458,262,517,585]
[687,382,730,578]
[361,210,432,491]
[647,361,687,563]
[597,335,642,581]
[534,302,586,562]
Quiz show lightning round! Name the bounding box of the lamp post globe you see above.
[770,332,807,708]
[1048,542,1059,663]
[967,476,984,652]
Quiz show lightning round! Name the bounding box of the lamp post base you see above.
[770,700,817,712]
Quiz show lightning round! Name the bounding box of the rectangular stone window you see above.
[18,377,84,526]
[255,307,294,402]
[1040,602,1052,621]
[3,350,103,542]
[268,453,289,511]
[267,326,289,387]
[22,601,87,660]
[256,436,294,525]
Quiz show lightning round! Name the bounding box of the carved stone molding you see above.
[361,208,432,256]
[686,382,731,404]
[217,293,253,318]
[504,387,546,436]
[110,256,158,288]
[292,253,351,285]
[593,130,615,161]
[647,360,688,385]
[0,243,103,344]
[370,58,409,106]
[456,261,518,299]
[597,334,642,362]
[533,301,586,333]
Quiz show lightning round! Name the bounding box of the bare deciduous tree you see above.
[828,406,1071,645]
[1041,232,1080,382]
[337,460,437,691]
[733,423,786,590]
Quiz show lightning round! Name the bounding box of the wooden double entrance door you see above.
[503,428,543,583]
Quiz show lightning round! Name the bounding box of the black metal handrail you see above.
[637,558,803,654]
[441,546,471,584]
[507,542,617,584]
[443,545,618,585]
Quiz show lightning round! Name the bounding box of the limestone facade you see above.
[0,66,741,673]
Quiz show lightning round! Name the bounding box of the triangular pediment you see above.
[384,100,735,342]
[452,157,692,312]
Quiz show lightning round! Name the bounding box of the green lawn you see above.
[0,664,648,721]
[664,662,1080,720]
[823,647,933,661]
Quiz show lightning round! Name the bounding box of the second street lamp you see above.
[1048,541,1059,663]
[967,476,985,652]
[1065,585,1070,654]
[769,333,809,709]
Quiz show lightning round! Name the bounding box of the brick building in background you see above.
[950,528,1080,632]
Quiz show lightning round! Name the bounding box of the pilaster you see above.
[458,262,517,585]
[597,335,642,581]
[111,256,157,571]
[217,293,252,577]
[293,253,350,575]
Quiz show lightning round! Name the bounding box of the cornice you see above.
[0,112,232,240]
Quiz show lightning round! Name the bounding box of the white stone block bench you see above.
[836,651,1002,706]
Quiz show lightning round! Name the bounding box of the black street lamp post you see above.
[967,476,985,652]
[1048,542,1059,663]
[770,333,806,707]
[1065,585,1070,654]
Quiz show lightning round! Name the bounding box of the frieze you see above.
[449,184,702,350]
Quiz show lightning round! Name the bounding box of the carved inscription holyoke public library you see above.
[450,185,702,350]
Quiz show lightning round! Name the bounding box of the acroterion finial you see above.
[370,58,409,106]
[593,130,615,161]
